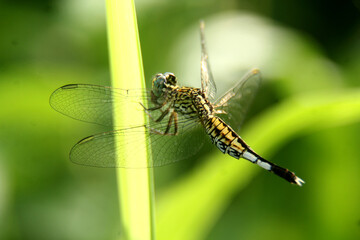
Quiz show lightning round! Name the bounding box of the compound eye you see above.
[164,72,177,86]
[152,74,166,97]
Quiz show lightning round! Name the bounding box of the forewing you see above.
[69,115,206,168]
[49,84,150,126]
[200,21,217,101]
[215,69,261,131]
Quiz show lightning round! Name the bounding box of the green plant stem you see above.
[105,0,155,239]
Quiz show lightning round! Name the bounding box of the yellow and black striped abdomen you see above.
[204,116,305,186]
[204,117,248,159]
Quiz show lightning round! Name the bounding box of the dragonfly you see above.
[50,21,304,186]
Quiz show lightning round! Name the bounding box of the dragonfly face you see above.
[152,72,177,97]
[50,21,304,186]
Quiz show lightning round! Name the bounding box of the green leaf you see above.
[105,0,155,239]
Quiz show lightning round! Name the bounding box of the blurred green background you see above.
[1,0,360,239]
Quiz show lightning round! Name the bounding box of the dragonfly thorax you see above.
[152,72,177,97]
[170,87,215,122]
[193,91,215,120]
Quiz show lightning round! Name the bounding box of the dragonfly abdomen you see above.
[204,116,248,158]
[204,116,304,186]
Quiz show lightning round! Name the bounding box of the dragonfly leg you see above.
[152,105,173,123]
[150,111,178,136]
[139,102,163,111]
[173,111,178,134]
[139,101,168,122]
[155,107,171,122]
[139,95,171,111]
[163,111,177,134]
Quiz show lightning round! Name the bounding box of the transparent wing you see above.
[50,84,209,167]
[214,69,261,131]
[69,115,206,168]
[49,84,151,127]
[200,20,217,101]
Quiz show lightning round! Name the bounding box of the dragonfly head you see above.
[152,72,177,97]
